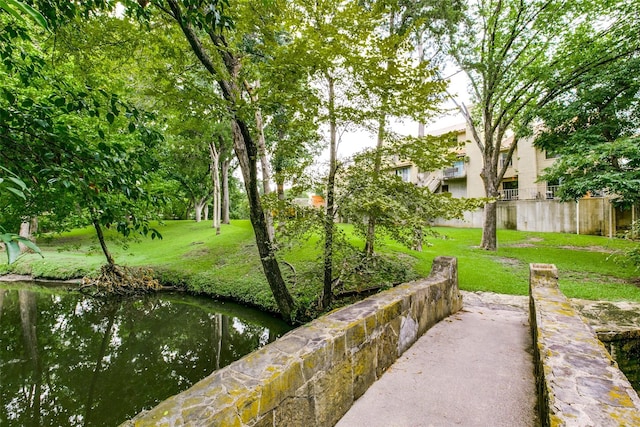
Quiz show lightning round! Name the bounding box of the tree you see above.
[118,20,236,225]
[447,0,640,250]
[352,0,462,256]
[285,0,383,309]
[340,135,479,253]
[0,7,163,266]
[127,0,297,320]
[535,57,640,207]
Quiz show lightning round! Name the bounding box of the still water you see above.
[0,282,292,426]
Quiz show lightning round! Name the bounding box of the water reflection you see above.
[0,283,291,427]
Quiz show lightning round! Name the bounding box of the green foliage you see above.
[0,166,27,201]
[0,7,165,259]
[0,0,49,29]
[535,58,640,207]
[339,140,482,251]
[0,229,42,264]
[447,0,640,249]
[7,221,640,313]
[619,220,640,270]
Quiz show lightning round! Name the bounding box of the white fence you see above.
[433,198,637,237]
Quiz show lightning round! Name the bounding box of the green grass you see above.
[2,220,639,315]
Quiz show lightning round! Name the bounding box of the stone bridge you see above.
[123,258,640,426]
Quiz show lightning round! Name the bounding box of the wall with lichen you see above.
[122,256,462,427]
[529,263,640,426]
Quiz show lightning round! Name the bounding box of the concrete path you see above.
[336,292,537,427]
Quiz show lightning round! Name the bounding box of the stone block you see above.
[376,298,402,326]
[207,406,242,427]
[314,359,354,427]
[301,342,329,382]
[397,315,418,356]
[352,342,377,399]
[274,394,316,426]
[250,412,274,427]
[259,360,305,413]
[530,263,640,426]
[376,318,400,376]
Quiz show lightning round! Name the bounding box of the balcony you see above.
[499,189,519,200]
[443,166,466,180]
[497,185,608,201]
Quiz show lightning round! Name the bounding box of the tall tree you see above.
[1,7,163,266]
[136,22,237,225]
[128,0,297,320]
[447,0,640,250]
[287,0,378,308]
[355,0,461,256]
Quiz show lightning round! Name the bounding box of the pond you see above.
[0,282,293,427]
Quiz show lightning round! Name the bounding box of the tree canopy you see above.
[535,57,640,207]
[447,0,640,250]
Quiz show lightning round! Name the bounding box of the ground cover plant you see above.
[1,220,639,318]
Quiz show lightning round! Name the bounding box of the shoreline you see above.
[0,274,82,284]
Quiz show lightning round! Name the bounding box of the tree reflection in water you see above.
[0,284,291,427]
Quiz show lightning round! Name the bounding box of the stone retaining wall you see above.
[123,256,462,427]
[529,263,640,426]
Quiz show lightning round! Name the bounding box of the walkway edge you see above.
[530,263,640,426]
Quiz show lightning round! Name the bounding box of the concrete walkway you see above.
[336,291,538,427]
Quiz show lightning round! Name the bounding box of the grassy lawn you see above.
[2,220,638,314]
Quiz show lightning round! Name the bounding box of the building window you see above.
[441,184,449,193]
[395,167,410,182]
[545,150,559,159]
[499,153,513,169]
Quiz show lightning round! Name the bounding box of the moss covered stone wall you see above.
[530,263,640,426]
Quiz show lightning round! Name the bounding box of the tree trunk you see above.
[19,290,42,427]
[481,201,498,250]
[458,101,503,252]
[417,37,426,139]
[364,114,386,257]
[232,120,296,321]
[0,290,5,323]
[480,153,500,251]
[364,12,395,257]
[414,36,425,252]
[323,76,338,310]
[208,142,221,235]
[18,219,34,253]
[213,313,222,371]
[85,302,119,426]
[221,159,231,224]
[166,6,294,321]
[91,213,115,265]
[245,80,275,240]
[194,197,207,222]
[275,172,286,234]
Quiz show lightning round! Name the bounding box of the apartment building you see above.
[392,122,635,236]
[394,122,558,200]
